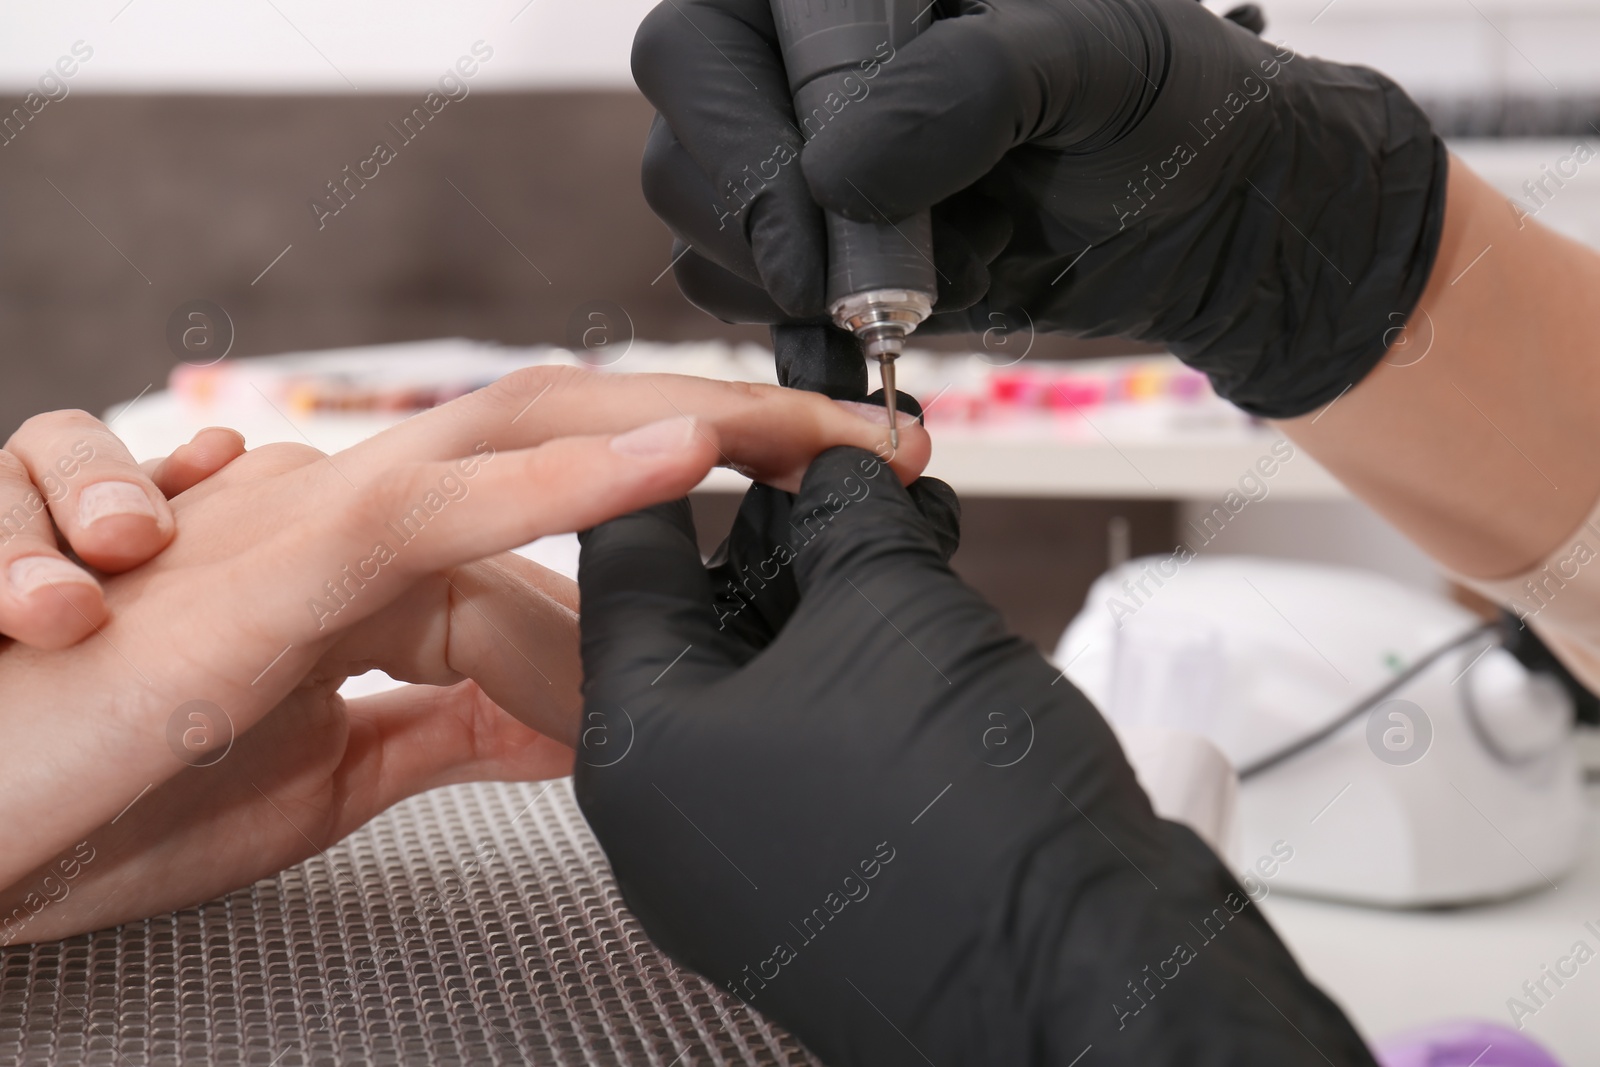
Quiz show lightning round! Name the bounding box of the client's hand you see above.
[0,366,927,945]
[575,450,1375,1065]
[2,411,245,648]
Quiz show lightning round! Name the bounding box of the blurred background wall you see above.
[0,0,732,434]
[0,0,1154,438]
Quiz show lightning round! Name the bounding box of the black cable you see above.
[1498,608,1600,726]
[1237,621,1499,781]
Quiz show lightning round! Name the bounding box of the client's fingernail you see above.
[9,556,96,598]
[611,417,697,457]
[836,400,908,427]
[78,481,158,527]
[196,426,247,448]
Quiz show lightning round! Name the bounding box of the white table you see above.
[1262,788,1600,1064]
[105,341,1348,502]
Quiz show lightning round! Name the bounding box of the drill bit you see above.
[834,294,928,453]
[878,354,899,451]
[853,319,909,453]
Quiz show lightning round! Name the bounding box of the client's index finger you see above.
[337,365,930,493]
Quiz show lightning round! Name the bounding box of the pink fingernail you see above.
[78,481,158,527]
[836,400,909,427]
[611,417,698,457]
[9,556,96,598]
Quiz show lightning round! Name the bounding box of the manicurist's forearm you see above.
[1278,156,1600,579]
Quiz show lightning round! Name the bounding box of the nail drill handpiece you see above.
[767,0,938,447]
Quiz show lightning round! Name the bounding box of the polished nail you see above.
[9,556,96,597]
[78,481,158,527]
[611,417,697,456]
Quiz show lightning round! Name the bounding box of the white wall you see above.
[1178,498,1449,594]
[4,0,1598,94]
[0,0,655,92]
[1206,0,1600,97]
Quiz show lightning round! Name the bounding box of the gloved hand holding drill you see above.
[634,0,1446,416]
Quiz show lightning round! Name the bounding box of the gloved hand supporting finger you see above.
[786,447,955,594]
[578,500,749,713]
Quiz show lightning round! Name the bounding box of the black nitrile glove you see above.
[633,0,1448,417]
[771,322,871,399]
[575,449,1376,1065]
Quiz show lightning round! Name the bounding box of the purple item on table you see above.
[1373,1020,1563,1067]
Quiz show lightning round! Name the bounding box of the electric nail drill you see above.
[768,0,938,447]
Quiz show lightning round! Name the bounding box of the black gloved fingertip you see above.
[749,198,828,319]
[773,324,870,400]
[1223,3,1267,35]
[865,386,923,421]
[579,498,698,549]
[906,478,962,563]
